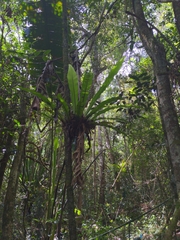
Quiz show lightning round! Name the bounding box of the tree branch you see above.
[126,10,177,53]
[78,0,119,65]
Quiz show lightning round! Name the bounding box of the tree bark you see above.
[0,133,13,189]
[172,2,180,35]
[133,0,180,238]
[98,126,106,206]
[62,0,70,104]
[2,130,27,239]
[1,94,28,239]
[105,128,120,190]
[133,0,180,196]
[98,126,106,226]
[92,129,98,207]
[64,131,77,240]
[62,0,77,238]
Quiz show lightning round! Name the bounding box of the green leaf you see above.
[86,96,119,119]
[74,208,81,216]
[56,93,69,117]
[91,106,119,120]
[77,71,93,116]
[95,121,119,132]
[95,117,124,121]
[14,119,21,127]
[53,137,59,149]
[67,64,79,114]
[42,49,51,61]
[20,87,55,109]
[85,58,124,115]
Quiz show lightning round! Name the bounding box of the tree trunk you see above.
[133,0,180,238]
[1,95,28,239]
[64,131,77,240]
[98,126,106,206]
[98,126,106,225]
[172,2,180,35]
[62,0,77,238]
[0,133,13,189]
[105,128,120,190]
[134,0,180,196]
[92,129,98,207]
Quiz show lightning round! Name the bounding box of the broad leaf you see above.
[86,96,120,119]
[95,117,125,121]
[57,93,70,117]
[67,64,79,114]
[85,58,124,115]
[95,121,121,132]
[53,137,59,150]
[21,87,55,109]
[77,71,93,116]
[91,106,120,120]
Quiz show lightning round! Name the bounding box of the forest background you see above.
[1,0,180,239]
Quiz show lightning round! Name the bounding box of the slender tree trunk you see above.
[2,131,27,239]
[134,0,180,195]
[0,133,13,189]
[105,128,120,190]
[62,0,70,104]
[132,0,180,238]
[89,39,99,100]
[172,2,180,35]
[89,38,106,101]
[64,131,77,240]
[92,129,97,207]
[98,126,106,225]
[62,1,77,238]
[98,127,105,206]
[1,94,28,239]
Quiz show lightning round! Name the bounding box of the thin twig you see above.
[126,10,177,53]
[90,197,172,239]
[78,0,119,65]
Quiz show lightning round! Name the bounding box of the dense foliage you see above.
[1,0,180,239]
